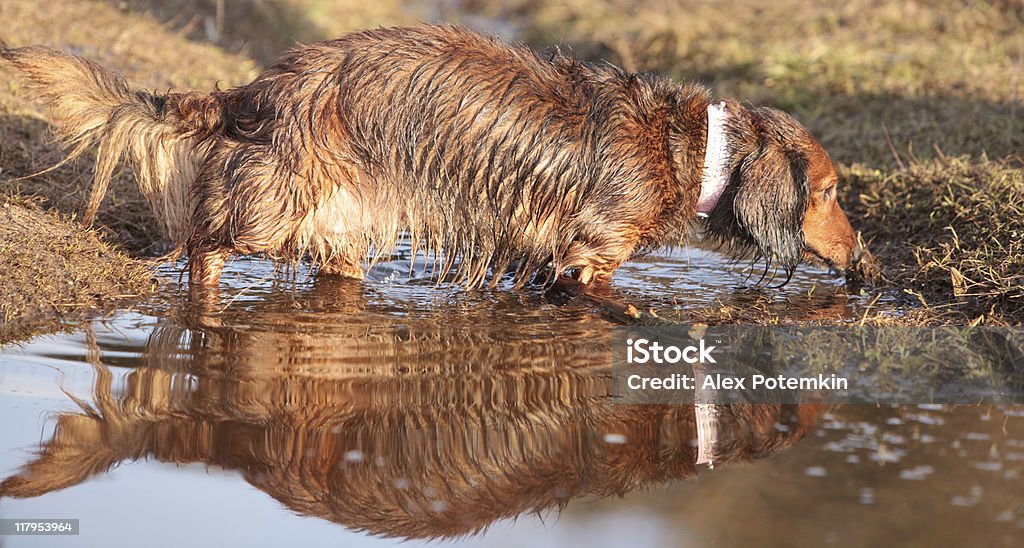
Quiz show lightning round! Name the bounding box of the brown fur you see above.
[2,25,858,289]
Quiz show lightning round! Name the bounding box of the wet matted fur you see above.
[2,25,859,289]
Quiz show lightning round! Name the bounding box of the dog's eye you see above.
[822,185,836,201]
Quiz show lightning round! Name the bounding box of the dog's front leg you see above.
[552,274,646,321]
[550,237,657,320]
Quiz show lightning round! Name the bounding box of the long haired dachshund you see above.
[2,25,860,290]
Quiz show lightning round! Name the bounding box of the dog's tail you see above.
[1,45,222,243]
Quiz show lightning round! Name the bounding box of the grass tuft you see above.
[845,156,1024,321]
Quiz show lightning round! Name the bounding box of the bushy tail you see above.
[1,45,220,244]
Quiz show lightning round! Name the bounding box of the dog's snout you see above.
[851,237,863,265]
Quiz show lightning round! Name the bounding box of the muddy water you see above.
[1,250,1021,547]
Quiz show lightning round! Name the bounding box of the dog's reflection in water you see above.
[1,280,822,539]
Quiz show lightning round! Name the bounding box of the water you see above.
[1,250,1021,547]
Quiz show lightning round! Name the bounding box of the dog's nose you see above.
[851,238,863,265]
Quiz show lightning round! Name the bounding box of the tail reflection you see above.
[1,278,822,539]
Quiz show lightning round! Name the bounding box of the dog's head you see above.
[703,103,860,279]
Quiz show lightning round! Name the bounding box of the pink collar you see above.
[696,101,730,216]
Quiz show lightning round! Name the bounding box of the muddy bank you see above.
[0,201,154,344]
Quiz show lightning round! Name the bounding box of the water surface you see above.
[1,250,1021,547]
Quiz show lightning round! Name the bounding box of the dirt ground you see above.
[0,0,1021,339]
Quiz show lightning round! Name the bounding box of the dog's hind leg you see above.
[188,248,230,286]
[185,247,229,311]
[318,254,364,279]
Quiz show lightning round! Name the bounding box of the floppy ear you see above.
[707,143,807,270]
[734,146,808,268]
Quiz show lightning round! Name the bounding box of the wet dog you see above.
[2,25,860,291]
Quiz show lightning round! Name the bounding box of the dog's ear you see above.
[733,144,808,268]
[705,139,808,270]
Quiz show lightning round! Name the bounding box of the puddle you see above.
[1,250,1021,547]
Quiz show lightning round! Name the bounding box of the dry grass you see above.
[0,198,154,343]
[846,157,1024,322]
[1,0,1022,329]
